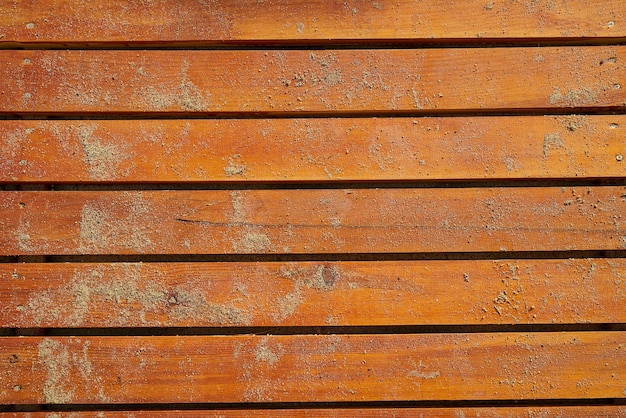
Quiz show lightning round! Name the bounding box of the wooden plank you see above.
[2,116,625,183]
[1,259,624,328]
[0,187,624,255]
[0,0,624,45]
[2,407,625,417]
[1,333,624,403]
[1,47,624,114]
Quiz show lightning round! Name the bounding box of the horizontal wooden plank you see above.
[1,259,624,328]
[1,187,624,255]
[2,407,625,417]
[1,333,624,403]
[1,47,624,114]
[0,0,624,45]
[2,116,625,183]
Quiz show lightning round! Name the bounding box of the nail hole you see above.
[23,92,31,100]
[7,354,19,363]
[13,385,21,392]
[23,58,30,64]
[599,57,617,65]
[608,21,615,27]
[610,123,619,129]
[614,84,621,90]
[25,22,35,29]
[18,202,26,208]
[617,155,623,162]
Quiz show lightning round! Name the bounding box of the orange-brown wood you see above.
[1,333,624,404]
[1,259,624,328]
[1,187,624,255]
[1,48,624,114]
[2,116,625,183]
[2,407,625,417]
[2,0,624,413]
[1,0,624,45]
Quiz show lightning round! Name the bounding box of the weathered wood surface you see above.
[1,47,624,114]
[1,259,624,328]
[2,0,625,413]
[2,116,625,183]
[1,187,624,255]
[1,333,624,404]
[2,407,625,417]
[1,0,624,46]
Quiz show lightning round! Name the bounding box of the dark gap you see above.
[2,398,625,412]
[47,178,626,190]
[34,250,626,263]
[16,256,48,263]
[5,323,626,337]
[1,36,625,50]
[1,178,625,191]
[1,106,625,120]
[18,184,52,191]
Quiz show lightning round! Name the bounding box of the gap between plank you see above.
[2,250,626,264]
[2,398,626,413]
[1,37,625,50]
[5,324,626,337]
[1,107,625,120]
[3,178,625,191]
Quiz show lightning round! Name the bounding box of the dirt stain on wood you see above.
[234,227,273,253]
[77,124,129,181]
[20,264,252,327]
[543,132,565,158]
[272,264,341,322]
[37,339,73,404]
[79,196,153,253]
[549,87,597,107]
[140,60,210,111]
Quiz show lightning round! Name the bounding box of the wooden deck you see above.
[1,1,625,416]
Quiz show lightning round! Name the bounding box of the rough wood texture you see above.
[0,0,624,45]
[1,47,624,114]
[1,333,624,404]
[2,116,625,183]
[2,1,625,413]
[2,407,625,417]
[1,187,624,255]
[1,259,624,328]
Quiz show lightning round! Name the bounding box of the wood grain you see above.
[1,259,624,328]
[2,407,625,417]
[2,116,625,183]
[1,187,624,255]
[0,0,624,45]
[1,333,624,404]
[1,47,624,114]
